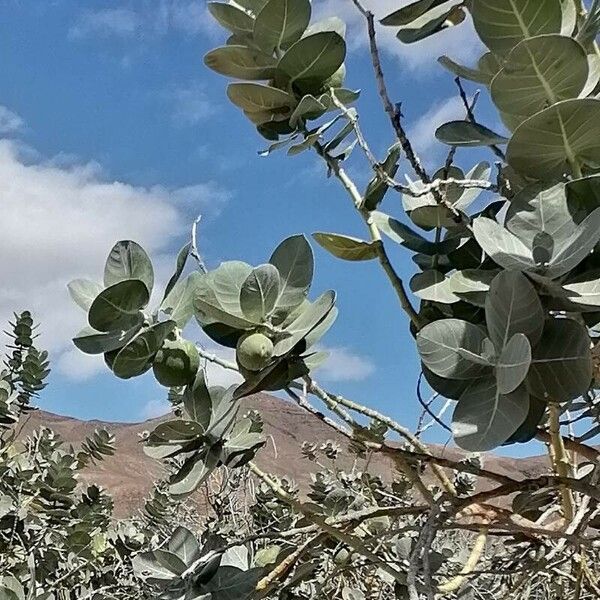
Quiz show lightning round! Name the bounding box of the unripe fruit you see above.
[153,338,200,387]
[236,332,274,372]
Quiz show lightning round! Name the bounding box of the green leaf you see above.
[372,211,444,254]
[111,320,175,379]
[104,240,154,293]
[169,448,221,497]
[396,4,466,43]
[162,242,191,302]
[576,0,600,46]
[566,174,600,210]
[227,82,294,112]
[496,333,532,394]
[528,318,592,401]
[88,279,149,333]
[435,121,508,147]
[161,272,202,329]
[289,94,328,126]
[472,217,535,271]
[195,262,257,329]
[546,208,600,277]
[363,143,401,210]
[312,232,378,262]
[269,235,314,314]
[452,161,492,211]
[184,371,213,431]
[381,0,461,26]
[452,377,530,451]
[485,271,544,350]
[204,45,278,79]
[208,2,255,36]
[471,0,563,55]
[505,182,576,250]
[202,566,263,600]
[506,98,600,179]
[437,55,494,84]
[491,35,588,124]
[416,318,491,380]
[148,420,205,446]
[304,16,346,37]
[277,32,346,85]
[449,269,498,307]
[240,264,281,321]
[73,323,141,355]
[410,270,459,304]
[253,0,311,52]
[168,526,201,567]
[68,279,103,312]
[564,275,600,306]
[132,552,178,582]
[274,291,336,356]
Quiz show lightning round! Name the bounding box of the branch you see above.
[437,529,488,593]
[247,462,407,584]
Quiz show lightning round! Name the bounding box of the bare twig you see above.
[190,215,208,273]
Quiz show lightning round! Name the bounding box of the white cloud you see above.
[69,8,140,39]
[408,95,466,162]
[0,138,230,380]
[165,82,214,126]
[0,106,24,135]
[141,398,172,420]
[70,2,215,41]
[315,346,375,383]
[313,0,483,71]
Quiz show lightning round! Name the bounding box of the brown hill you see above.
[19,394,553,517]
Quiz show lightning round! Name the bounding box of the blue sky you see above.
[0,1,531,451]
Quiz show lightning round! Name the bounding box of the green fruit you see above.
[333,548,350,565]
[236,332,274,372]
[152,338,200,387]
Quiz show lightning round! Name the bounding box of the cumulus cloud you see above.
[69,1,216,40]
[141,398,171,420]
[314,0,483,71]
[0,138,230,380]
[408,95,467,164]
[315,346,375,383]
[164,82,214,126]
[0,106,24,135]
[69,8,140,39]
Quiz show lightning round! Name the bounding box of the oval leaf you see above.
[277,32,346,85]
[416,318,491,380]
[313,232,378,262]
[104,240,154,293]
[253,0,311,52]
[496,333,532,394]
[452,378,530,451]
[435,121,508,147]
[506,98,600,179]
[88,279,149,333]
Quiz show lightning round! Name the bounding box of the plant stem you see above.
[548,403,575,521]
[436,529,488,593]
[313,140,424,330]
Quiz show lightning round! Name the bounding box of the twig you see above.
[437,529,488,593]
[190,215,208,273]
[454,77,506,161]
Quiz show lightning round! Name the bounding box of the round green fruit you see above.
[153,338,200,387]
[236,332,274,372]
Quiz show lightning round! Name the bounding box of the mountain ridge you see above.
[19,394,554,516]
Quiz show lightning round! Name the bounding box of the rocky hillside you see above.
[19,394,553,516]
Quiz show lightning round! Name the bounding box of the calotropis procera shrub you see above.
[64,0,600,598]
